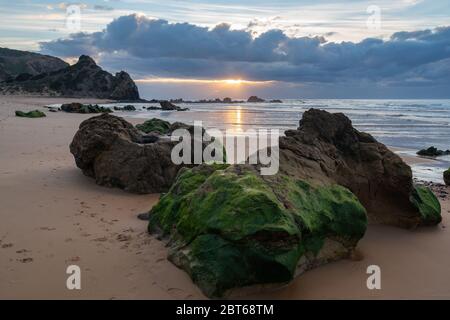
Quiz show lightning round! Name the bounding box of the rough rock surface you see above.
[70,114,204,193]
[276,109,440,228]
[149,164,367,297]
[1,55,140,100]
[160,100,189,111]
[61,102,112,114]
[0,47,68,82]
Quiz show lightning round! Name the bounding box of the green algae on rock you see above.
[410,185,442,225]
[15,110,46,118]
[444,169,450,186]
[136,118,171,134]
[148,164,367,298]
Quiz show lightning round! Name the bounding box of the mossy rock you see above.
[444,169,450,186]
[136,118,171,134]
[410,185,442,225]
[148,164,367,297]
[15,110,46,118]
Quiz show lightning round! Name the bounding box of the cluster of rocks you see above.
[417,146,450,157]
[160,100,189,111]
[70,109,443,298]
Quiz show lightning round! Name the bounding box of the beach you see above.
[1,96,449,299]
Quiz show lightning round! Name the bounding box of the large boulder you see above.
[149,164,367,298]
[277,109,440,228]
[70,114,202,193]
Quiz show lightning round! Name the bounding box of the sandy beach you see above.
[1,96,449,300]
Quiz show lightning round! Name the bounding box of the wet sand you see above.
[0,96,449,299]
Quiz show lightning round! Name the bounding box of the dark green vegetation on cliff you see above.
[1,53,140,100]
[0,47,68,82]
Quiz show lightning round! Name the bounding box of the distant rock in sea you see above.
[61,102,112,114]
[444,169,450,186]
[0,47,68,82]
[70,114,208,193]
[160,100,189,111]
[0,54,140,101]
[247,95,265,102]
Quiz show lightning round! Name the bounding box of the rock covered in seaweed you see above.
[417,146,450,157]
[61,102,112,114]
[148,164,367,298]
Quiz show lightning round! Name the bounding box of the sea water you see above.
[94,99,450,183]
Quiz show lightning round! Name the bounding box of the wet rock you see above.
[160,100,189,111]
[61,103,112,114]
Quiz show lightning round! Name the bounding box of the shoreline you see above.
[1,96,449,299]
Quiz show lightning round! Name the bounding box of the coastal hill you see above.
[0,47,68,81]
[0,53,140,101]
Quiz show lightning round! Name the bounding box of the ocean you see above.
[98,99,450,183]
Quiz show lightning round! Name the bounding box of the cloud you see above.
[39,14,450,87]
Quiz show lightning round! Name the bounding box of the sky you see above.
[0,0,449,99]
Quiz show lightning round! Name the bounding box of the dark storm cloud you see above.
[40,14,450,86]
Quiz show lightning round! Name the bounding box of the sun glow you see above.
[136,77,273,85]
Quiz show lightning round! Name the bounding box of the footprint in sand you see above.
[1,243,13,249]
[40,227,56,231]
[66,256,81,263]
[16,249,30,254]
[17,258,33,263]
[92,237,108,242]
[117,234,132,242]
